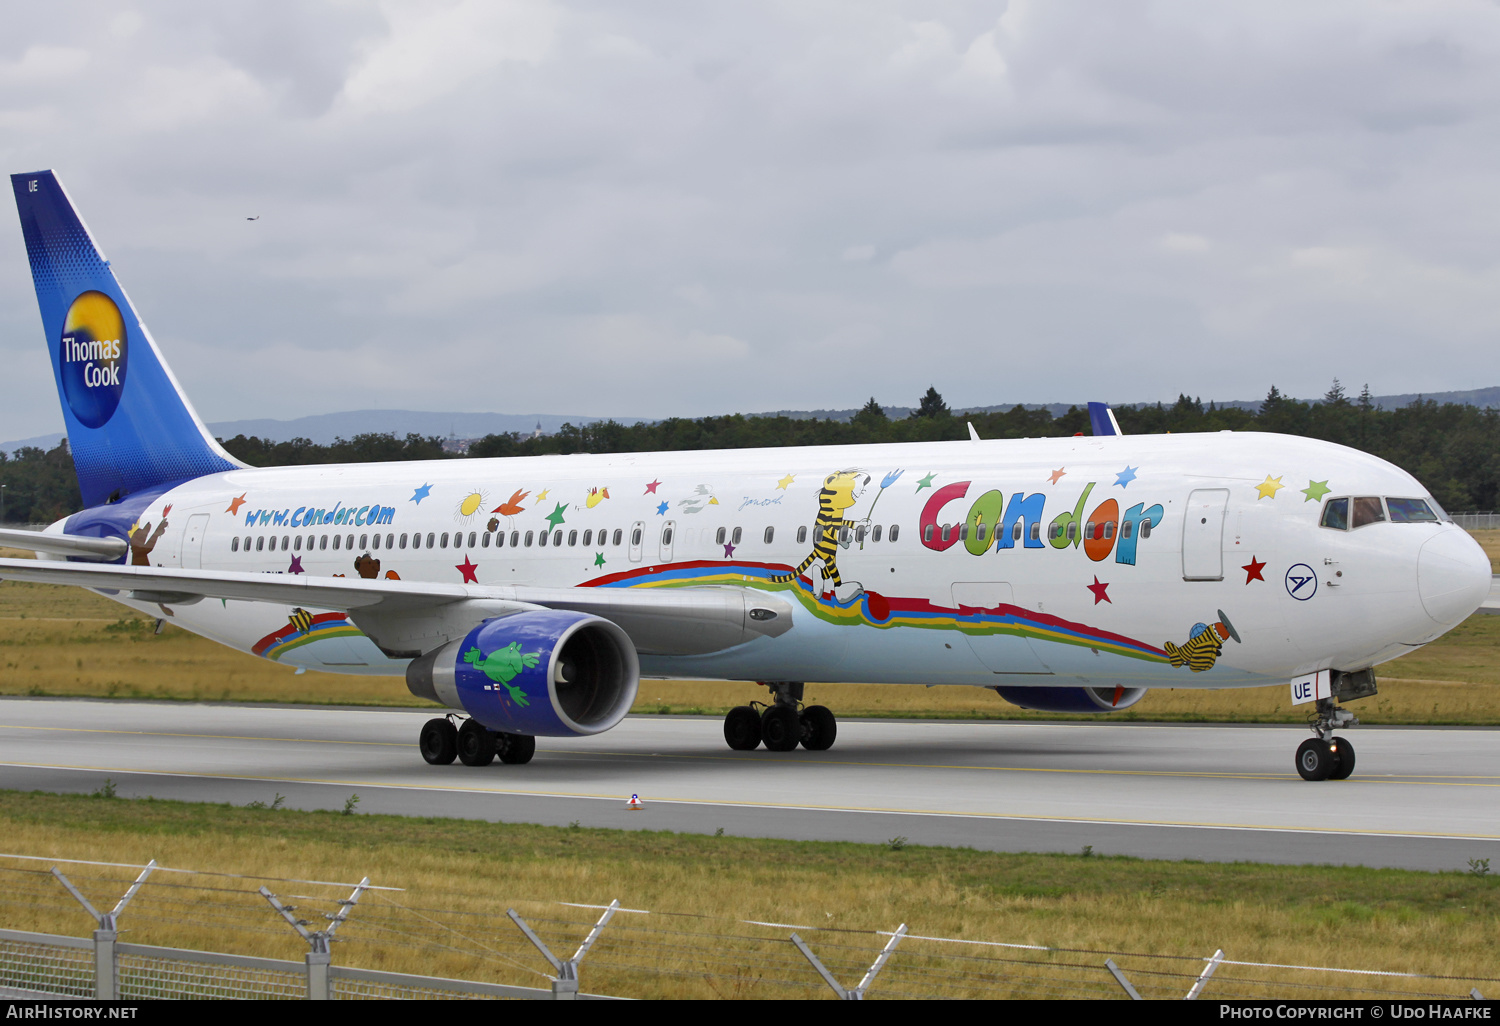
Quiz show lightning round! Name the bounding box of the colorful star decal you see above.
[723,542,736,558]
[777,473,795,490]
[1087,576,1111,604]
[1302,480,1331,503]
[656,501,669,516]
[226,494,247,515]
[644,479,661,494]
[535,488,550,502]
[594,552,606,568]
[411,483,432,504]
[1049,468,1067,484]
[1114,466,1137,488]
[456,556,479,584]
[1255,475,1285,500]
[287,555,304,575]
[916,472,936,492]
[545,502,567,529]
[1243,556,1266,583]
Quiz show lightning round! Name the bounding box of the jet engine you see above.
[992,685,1147,714]
[405,609,639,736]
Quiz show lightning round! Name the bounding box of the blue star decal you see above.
[1114,466,1138,488]
[656,501,669,516]
[411,483,433,503]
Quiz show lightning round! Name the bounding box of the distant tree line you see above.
[4,381,1498,522]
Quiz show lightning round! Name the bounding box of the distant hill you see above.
[7,387,1500,454]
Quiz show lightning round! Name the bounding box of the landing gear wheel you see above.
[419,718,458,765]
[1328,736,1356,780]
[457,719,497,766]
[1296,738,1334,781]
[498,732,536,765]
[761,705,802,752]
[724,706,762,750]
[800,705,837,751]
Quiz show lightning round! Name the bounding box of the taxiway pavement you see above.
[0,698,1494,872]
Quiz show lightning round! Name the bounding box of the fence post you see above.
[260,876,369,1000]
[51,859,156,1000]
[791,924,907,1000]
[1105,958,1142,1000]
[1185,949,1225,1000]
[507,899,619,999]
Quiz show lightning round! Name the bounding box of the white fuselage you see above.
[74,430,1487,692]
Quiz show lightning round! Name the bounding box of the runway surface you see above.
[0,697,1495,872]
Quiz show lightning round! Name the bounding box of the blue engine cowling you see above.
[993,685,1147,714]
[405,609,640,736]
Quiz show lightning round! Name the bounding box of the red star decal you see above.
[1243,556,1266,583]
[1049,468,1067,484]
[644,479,661,494]
[1087,576,1111,604]
[226,494,247,515]
[456,556,479,584]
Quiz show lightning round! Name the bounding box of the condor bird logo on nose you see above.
[1285,563,1317,601]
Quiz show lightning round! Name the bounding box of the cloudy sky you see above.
[3,1,1500,440]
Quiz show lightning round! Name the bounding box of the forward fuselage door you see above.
[180,513,210,569]
[1182,488,1229,581]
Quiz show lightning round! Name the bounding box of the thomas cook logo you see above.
[59,290,127,428]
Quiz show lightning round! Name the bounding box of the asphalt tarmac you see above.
[0,697,1494,872]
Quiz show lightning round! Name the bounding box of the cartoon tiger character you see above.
[1164,617,1236,672]
[772,469,870,601]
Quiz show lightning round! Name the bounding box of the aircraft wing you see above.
[0,558,792,657]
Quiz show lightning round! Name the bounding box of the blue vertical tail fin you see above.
[11,170,244,507]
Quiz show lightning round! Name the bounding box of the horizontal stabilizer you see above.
[0,527,126,561]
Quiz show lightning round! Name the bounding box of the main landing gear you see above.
[419,715,536,767]
[723,682,838,752]
[1295,698,1357,781]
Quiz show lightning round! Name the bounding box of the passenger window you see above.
[631,527,642,546]
[410,533,419,549]
[568,530,578,546]
[256,536,265,551]
[386,534,394,549]
[582,529,592,546]
[1387,497,1438,523]
[524,531,534,547]
[551,531,561,546]
[231,536,239,552]
[662,526,674,545]
[872,525,882,542]
[924,524,935,542]
[716,527,726,545]
[346,535,354,550]
[612,529,622,546]
[1122,521,1134,540]
[1084,521,1095,540]
[1140,521,1152,539]
[1048,523,1062,541]
[764,526,774,544]
[538,530,548,547]
[732,527,743,545]
[889,524,900,543]
[439,532,448,548]
[958,524,969,542]
[1352,497,1385,529]
[372,534,381,550]
[360,534,368,550]
[1066,523,1077,541]
[1104,522,1115,540]
[1013,523,1022,542]
[511,531,520,547]
[797,526,808,544]
[468,531,476,547]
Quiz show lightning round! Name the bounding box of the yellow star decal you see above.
[777,473,795,490]
[535,489,550,502]
[1255,475,1285,500]
[708,497,719,505]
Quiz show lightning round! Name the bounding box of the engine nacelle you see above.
[993,685,1147,714]
[405,609,639,736]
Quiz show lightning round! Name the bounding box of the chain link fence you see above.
[0,853,1491,1001]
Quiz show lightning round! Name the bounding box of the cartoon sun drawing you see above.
[454,489,489,525]
[771,469,871,602]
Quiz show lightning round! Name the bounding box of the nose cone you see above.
[1418,529,1492,626]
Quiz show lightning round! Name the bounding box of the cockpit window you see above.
[1320,497,1349,531]
[1351,496,1386,528]
[1387,497,1439,523]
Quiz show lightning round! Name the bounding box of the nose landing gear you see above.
[721,682,839,752]
[1296,699,1358,781]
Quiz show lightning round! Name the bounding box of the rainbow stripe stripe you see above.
[253,611,366,661]
[588,560,1168,664]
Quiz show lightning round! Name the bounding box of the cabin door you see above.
[180,514,209,569]
[1182,489,1229,581]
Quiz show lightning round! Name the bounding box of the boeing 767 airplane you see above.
[2,170,1490,781]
